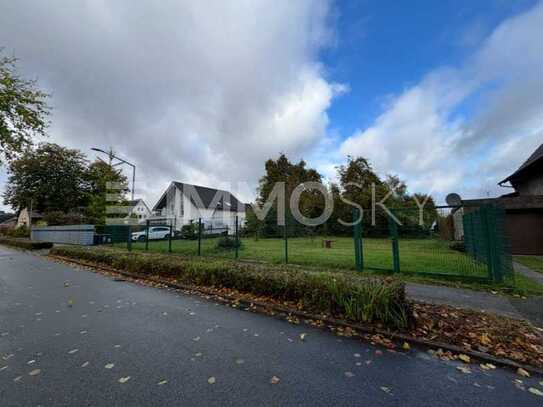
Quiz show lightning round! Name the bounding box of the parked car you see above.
[131,226,171,242]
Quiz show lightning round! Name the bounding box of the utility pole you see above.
[91,147,136,200]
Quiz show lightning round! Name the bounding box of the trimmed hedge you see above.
[51,246,412,329]
[0,237,53,250]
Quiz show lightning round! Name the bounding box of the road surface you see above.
[0,246,541,406]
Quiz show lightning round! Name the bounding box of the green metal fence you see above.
[101,204,513,285]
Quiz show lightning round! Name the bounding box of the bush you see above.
[0,236,52,250]
[216,235,241,250]
[43,211,86,226]
[180,223,198,240]
[4,225,30,238]
[50,246,412,329]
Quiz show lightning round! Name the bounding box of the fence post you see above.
[284,213,288,264]
[235,216,239,259]
[168,224,173,253]
[127,225,132,252]
[389,213,400,273]
[353,207,362,272]
[198,218,202,256]
[145,220,150,250]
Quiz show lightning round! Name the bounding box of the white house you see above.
[126,199,152,223]
[152,182,246,234]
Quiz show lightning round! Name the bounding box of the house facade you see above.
[457,142,543,255]
[152,182,246,234]
[126,199,152,223]
[16,208,43,228]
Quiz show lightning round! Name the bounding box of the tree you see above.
[84,160,128,224]
[256,154,324,237]
[3,143,88,213]
[0,51,49,163]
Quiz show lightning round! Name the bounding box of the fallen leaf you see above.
[270,376,280,384]
[208,376,216,384]
[81,362,89,367]
[68,349,79,355]
[299,333,307,341]
[458,354,471,363]
[118,376,131,384]
[457,366,471,374]
[344,371,354,378]
[517,368,530,378]
[157,380,168,385]
[380,386,391,394]
[529,388,543,397]
[13,376,22,382]
[402,342,410,351]
[105,363,115,369]
[480,363,496,370]
[29,369,41,376]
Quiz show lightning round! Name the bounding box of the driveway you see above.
[0,246,542,406]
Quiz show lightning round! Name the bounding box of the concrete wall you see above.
[31,224,95,245]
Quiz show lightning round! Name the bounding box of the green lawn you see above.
[121,236,488,278]
[514,256,543,274]
[111,236,543,296]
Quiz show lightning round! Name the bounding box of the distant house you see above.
[153,182,246,233]
[459,142,543,255]
[126,199,152,223]
[16,208,43,228]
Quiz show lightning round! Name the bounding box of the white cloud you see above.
[339,1,543,202]
[0,0,343,206]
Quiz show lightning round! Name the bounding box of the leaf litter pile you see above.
[52,255,543,370]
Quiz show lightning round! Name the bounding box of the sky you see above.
[1,0,542,210]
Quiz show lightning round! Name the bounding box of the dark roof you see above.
[462,195,543,210]
[154,182,246,212]
[126,199,141,207]
[500,142,543,185]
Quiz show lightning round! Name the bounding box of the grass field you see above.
[110,236,543,296]
[119,236,489,278]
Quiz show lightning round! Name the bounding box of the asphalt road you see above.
[0,246,542,406]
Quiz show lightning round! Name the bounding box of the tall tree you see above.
[0,51,49,163]
[255,154,324,236]
[3,143,88,212]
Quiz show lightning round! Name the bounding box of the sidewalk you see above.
[405,263,543,327]
[406,283,524,319]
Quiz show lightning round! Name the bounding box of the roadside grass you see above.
[514,255,543,274]
[110,236,543,296]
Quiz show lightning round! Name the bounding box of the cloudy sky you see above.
[1,0,542,209]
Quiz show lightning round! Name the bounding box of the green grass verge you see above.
[515,256,543,274]
[0,237,53,250]
[50,245,412,329]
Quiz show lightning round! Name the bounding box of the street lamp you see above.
[91,147,136,201]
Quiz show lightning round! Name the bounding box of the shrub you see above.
[0,237,52,250]
[50,246,412,329]
[4,225,30,238]
[180,223,197,240]
[216,235,241,250]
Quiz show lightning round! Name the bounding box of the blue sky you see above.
[324,0,537,135]
[1,0,543,209]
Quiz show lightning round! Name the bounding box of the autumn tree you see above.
[0,50,49,163]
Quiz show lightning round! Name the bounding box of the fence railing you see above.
[33,204,514,285]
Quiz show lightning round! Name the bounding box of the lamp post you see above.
[91,147,136,201]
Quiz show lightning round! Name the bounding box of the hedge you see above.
[50,246,412,329]
[0,237,53,250]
